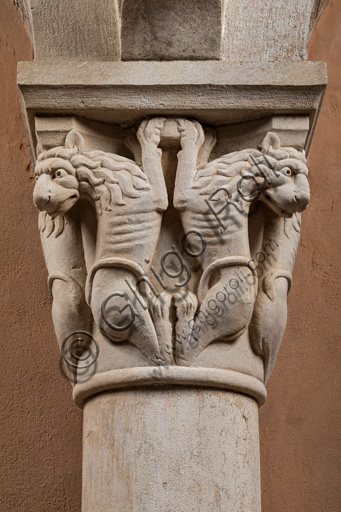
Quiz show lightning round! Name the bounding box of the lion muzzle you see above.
[33,174,79,217]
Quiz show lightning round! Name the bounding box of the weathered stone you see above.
[83,389,261,512]
[28,0,329,62]
[35,116,131,156]
[212,116,310,158]
[32,116,310,399]
[221,0,329,63]
[121,0,222,61]
[30,0,121,61]
[17,61,326,158]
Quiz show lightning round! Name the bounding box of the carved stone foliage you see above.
[33,118,310,400]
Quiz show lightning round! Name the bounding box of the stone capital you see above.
[29,113,312,409]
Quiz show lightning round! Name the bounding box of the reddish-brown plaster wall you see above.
[0,1,340,511]
[260,1,341,511]
[0,2,82,511]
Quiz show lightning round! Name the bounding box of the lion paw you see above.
[174,291,198,320]
[137,118,166,147]
[173,291,198,364]
[150,292,174,365]
[175,119,205,151]
[150,292,172,321]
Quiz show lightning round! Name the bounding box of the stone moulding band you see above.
[17,61,327,162]
[73,366,267,408]
[17,61,327,87]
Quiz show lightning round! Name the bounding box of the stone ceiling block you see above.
[28,0,329,62]
[30,0,121,61]
[121,0,222,60]
[221,0,329,62]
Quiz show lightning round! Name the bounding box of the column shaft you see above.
[82,389,261,512]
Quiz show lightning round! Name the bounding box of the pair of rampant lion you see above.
[33,118,310,383]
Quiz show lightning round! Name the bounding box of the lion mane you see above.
[192,132,308,196]
[35,130,151,237]
[35,129,150,211]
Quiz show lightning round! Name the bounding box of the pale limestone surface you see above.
[17,60,326,161]
[83,389,261,512]
[35,116,132,156]
[221,0,328,63]
[27,111,313,511]
[28,0,328,62]
[32,117,310,401]
[30,0,121,61]
[121,0,222,61]
[18,60,327,87]
[212,116,311,158]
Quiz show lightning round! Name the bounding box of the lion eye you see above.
[283,168,292,176]
[55,169,66,178]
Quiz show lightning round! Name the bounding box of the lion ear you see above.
[65,129,84,152]
[261,131,281,152]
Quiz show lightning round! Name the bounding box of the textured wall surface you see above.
[0,1,340,511]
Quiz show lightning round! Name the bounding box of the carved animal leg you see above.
[123,126,142,166]
[173,119,205,210]
[50,275,91,382]
[39,210,92,382]
[173,291,198,364]
[249,274,289,383]
[149,292,174,365]
[137,117,168,211]
[177,267,257,365]
[91,269,164,365]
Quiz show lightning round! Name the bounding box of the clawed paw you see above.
[137,118,166,147]
[175,119,205,150]
[174,291,198,320]
[150,292,172,321]
[149,292,174,365]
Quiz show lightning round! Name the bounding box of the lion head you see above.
[193,131,310,217]
[256,132,310,217]
[33,130,150,220]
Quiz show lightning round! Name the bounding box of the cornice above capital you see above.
[18,60,327,162]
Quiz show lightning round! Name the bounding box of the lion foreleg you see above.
[137,118,168,211]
